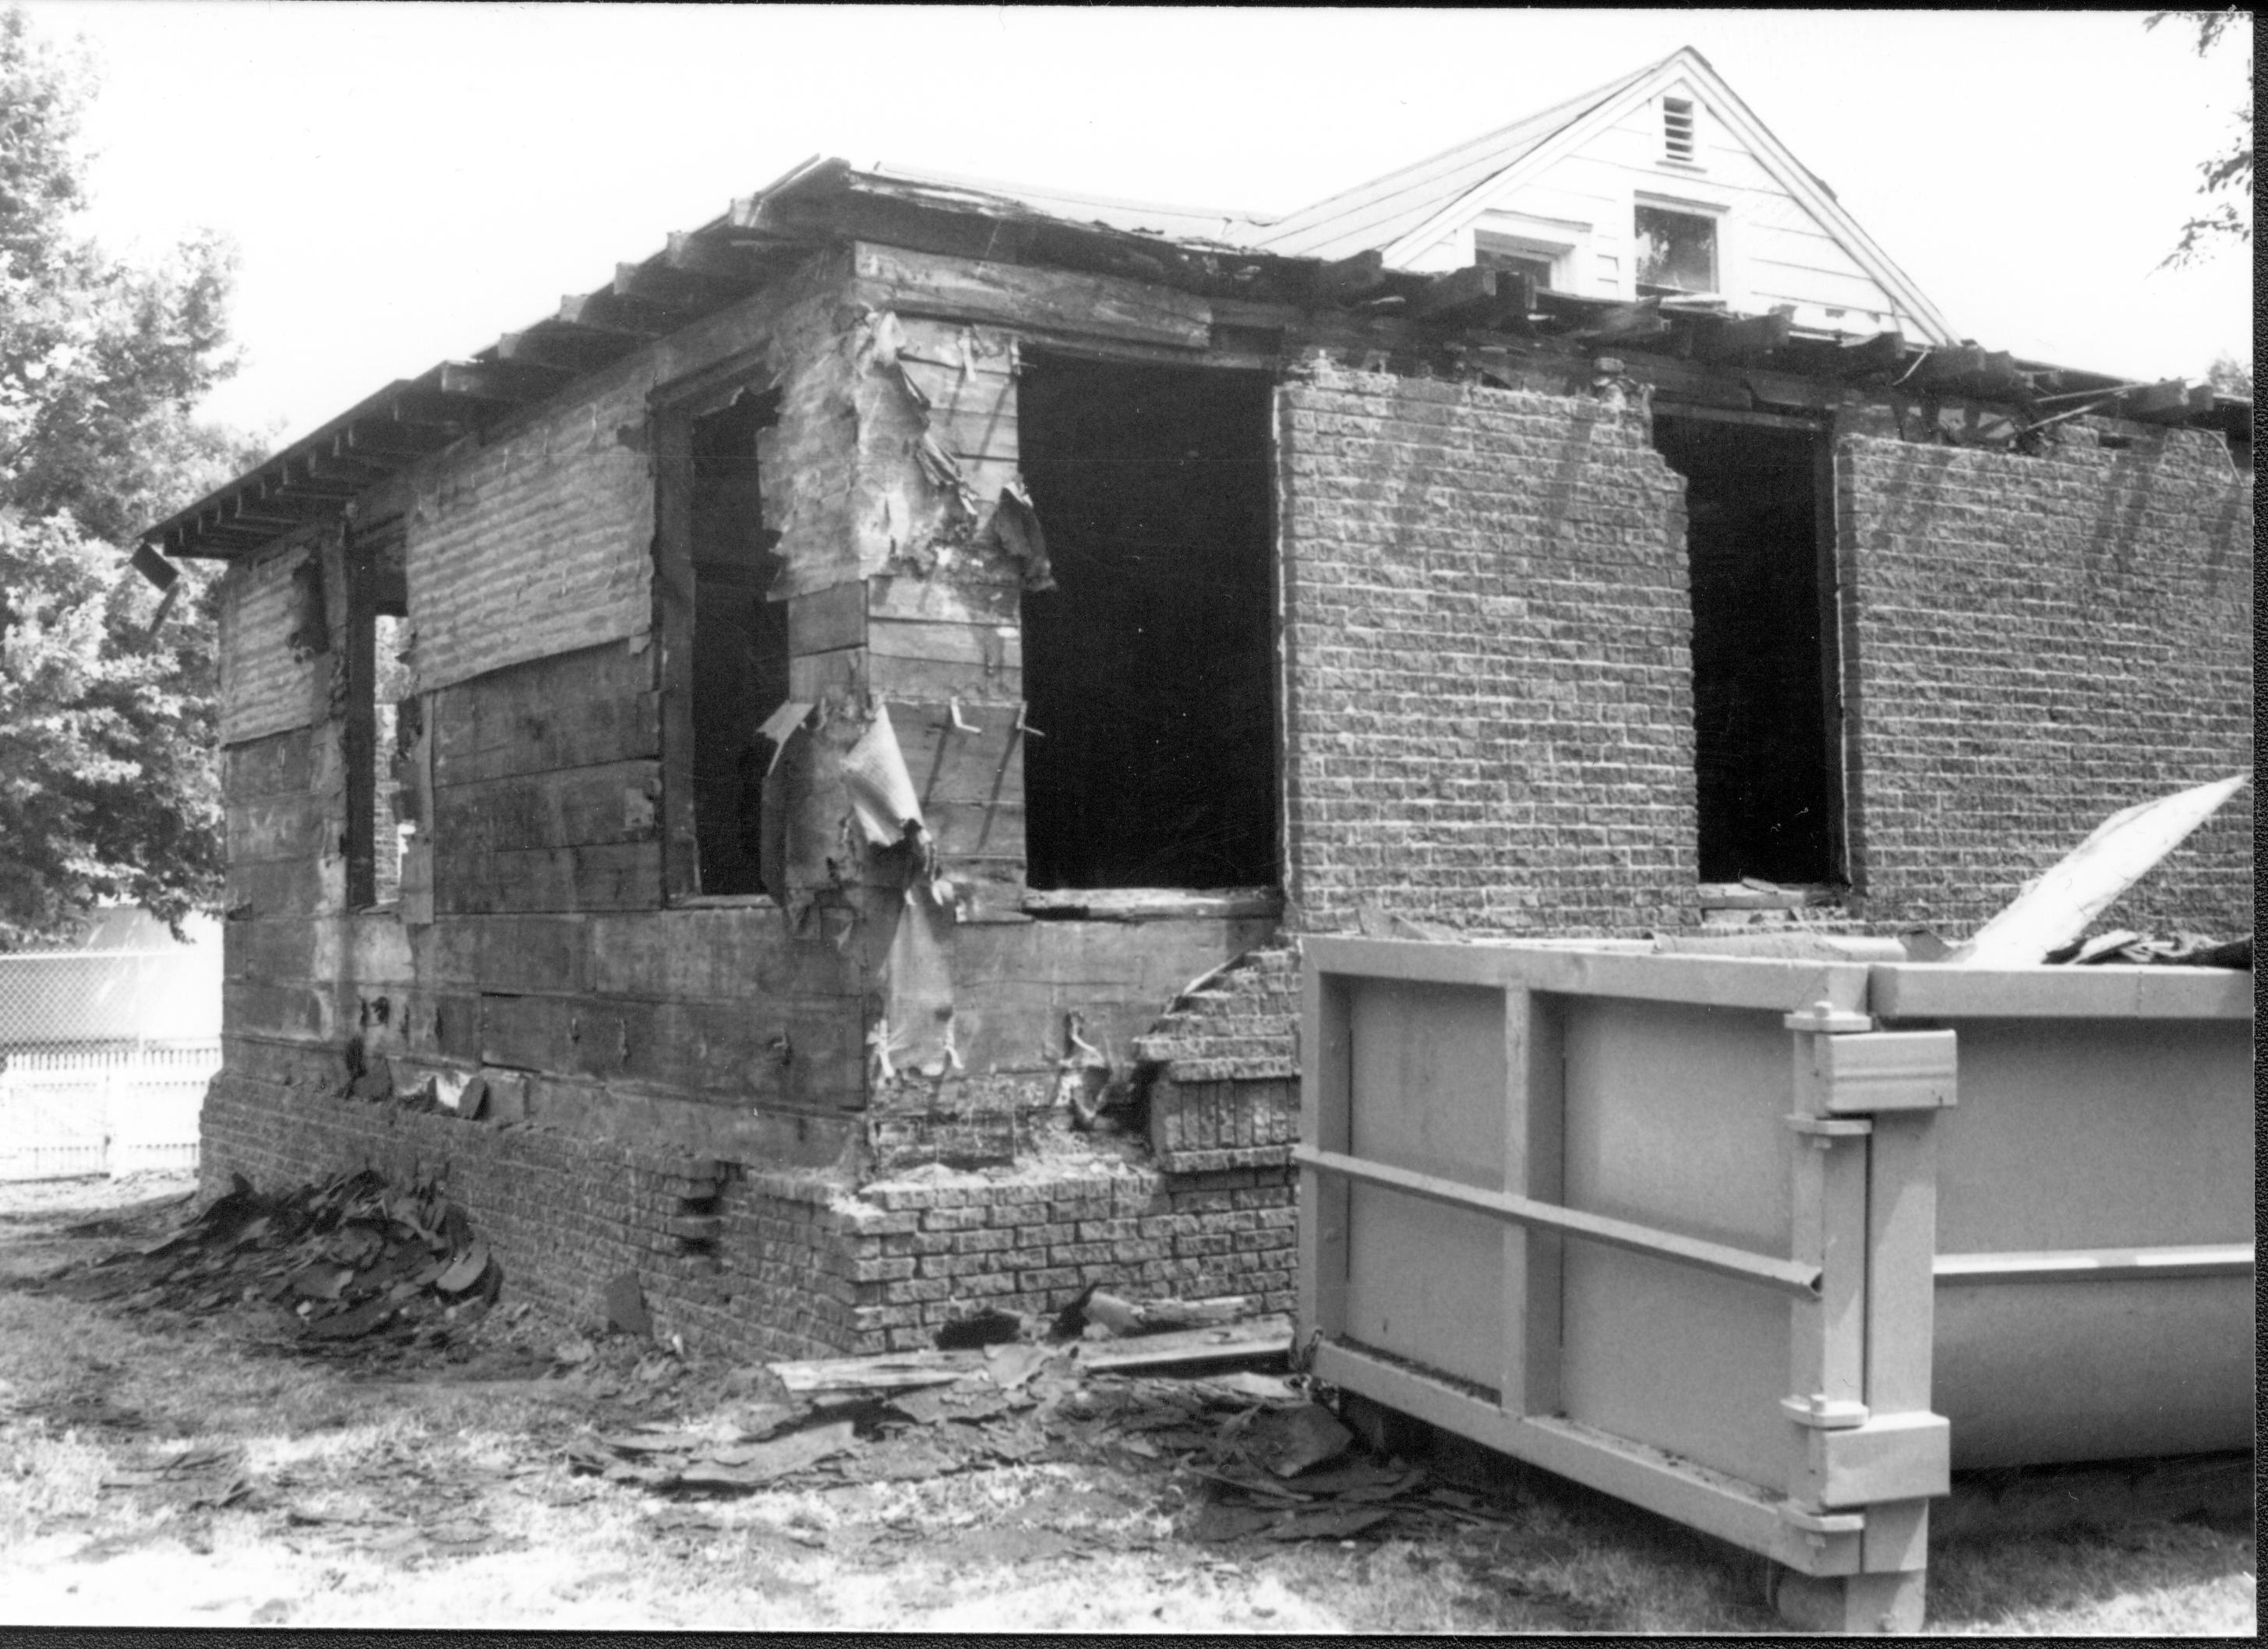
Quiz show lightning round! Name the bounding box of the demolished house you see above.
[145,48,2252,1360]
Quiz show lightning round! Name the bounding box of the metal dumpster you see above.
[1296,938,2253,1633]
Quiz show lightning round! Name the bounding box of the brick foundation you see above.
[200,1065,1292,1361]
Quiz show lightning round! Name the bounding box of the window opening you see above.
[1635,204,1717,295]
[1662,97,1697,164]
[687,390,788,898]
[346,528,409,909]
[1652,415,1842,886]
[1016,355,1278,890]
[1476,245,1554,291]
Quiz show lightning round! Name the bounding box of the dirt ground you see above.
[0,1173,2252,1634]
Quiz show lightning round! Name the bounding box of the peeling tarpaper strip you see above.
[1950,772,2251,967]
[758,699,815,776]
[843,701,926,846]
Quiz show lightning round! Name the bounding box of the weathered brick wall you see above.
[1840,427,2254,935]
[1278,362,1697,935]
[200,1061,1291,1361]
[217,537,333,746]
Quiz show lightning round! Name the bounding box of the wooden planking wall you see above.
[407,375,656,695]
[217,536,334,746]
[429,637,662,916]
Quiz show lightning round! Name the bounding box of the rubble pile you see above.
[563,1329,1517,1547]
[35,1168,503,1361]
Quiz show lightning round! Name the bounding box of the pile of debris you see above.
[561,1298,1512,1548]
[34,1168,502,1361]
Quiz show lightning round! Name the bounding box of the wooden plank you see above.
[436,841,661,915]
[1311,249,1389,305]
[864,651,1019,704]
[790,584,865,656]
[220,724,327,800]
[770,1351,985,1394]
[432,646,662,786]
[867,616,1022,669]
[1298,1146,1820,1298]
[1021,888,1282,922]
[584,909,857,1001]
[225,855,331,918]
[868,576,1019,626]
[1306,937,1872,1015]
[223,978,337,1043]
[432,759,662,854]
[1070,1316,1293,1372]
[1867,963,2253,1022]
[1932,1244,2254,1284]
[852,242,1212,351]
[227,792,334,864]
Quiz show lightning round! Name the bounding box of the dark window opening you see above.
[346,529,410,909]
[688,390,788,898]
[1652,415,1842,886]
[1017,355,1278,891]
[1635,204,1717,295]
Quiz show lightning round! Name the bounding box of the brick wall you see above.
[1278,363,1698,935]
[217,538,332,746]
[1840,427,2254,934]
[200,1061,1292,1361]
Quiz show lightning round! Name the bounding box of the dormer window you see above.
[1634,204,1716,295]
[1662,97,1697,164]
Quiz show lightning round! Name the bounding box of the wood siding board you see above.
[851,242,1212,350]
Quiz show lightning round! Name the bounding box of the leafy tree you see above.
[2146,9,2253,265]
[0,5,258,948]
[2205,352,2251,398]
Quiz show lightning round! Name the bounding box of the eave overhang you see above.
[139,158,2252,570]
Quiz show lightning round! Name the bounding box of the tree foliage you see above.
[2146,9,2253,265]
[0,6,259,948]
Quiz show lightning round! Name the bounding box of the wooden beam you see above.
[662,230,774,284]
[433,360,571,405]
[1311,249,1389,306]
[1689,308,1792,365]
[1411,264,1536,330]
[496,325,643,375]
[1825,329,1907,380]
[613,260,750,310]
[557,291,669,337]
[1570,298,1669,346]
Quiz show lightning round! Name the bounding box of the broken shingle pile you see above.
[37,1167,502,1359]
[565,1322,1513,1548]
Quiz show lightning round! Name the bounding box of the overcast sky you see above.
[29,3,2255,447]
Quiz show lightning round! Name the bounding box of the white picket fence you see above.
[0,1042,220,1181]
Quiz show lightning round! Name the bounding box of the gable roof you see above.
[1246,56,1661,260]
[1249,46,1959,345]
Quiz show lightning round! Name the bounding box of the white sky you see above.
[28,2,2255,447]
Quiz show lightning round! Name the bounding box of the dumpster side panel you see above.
[1928,1019,2250,1254]
[1341,979,1507,1386]
[1916,1008,2253,1467]
[1936,1280,2253,1465]
[1559,997,1796,1485]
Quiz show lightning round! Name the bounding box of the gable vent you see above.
[1663,97,1696,163]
